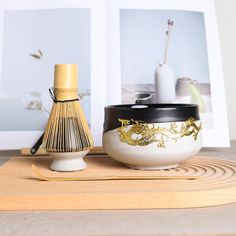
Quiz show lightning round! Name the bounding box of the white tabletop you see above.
[0,143,236,236]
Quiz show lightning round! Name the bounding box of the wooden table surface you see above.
[0,142,236,236]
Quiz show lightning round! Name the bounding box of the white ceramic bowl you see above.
[103,104,202,170]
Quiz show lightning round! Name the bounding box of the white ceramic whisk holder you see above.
[49,151,89,172]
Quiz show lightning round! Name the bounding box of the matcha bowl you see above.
[102,104,202,170]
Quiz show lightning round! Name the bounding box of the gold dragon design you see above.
[117,117,201,148]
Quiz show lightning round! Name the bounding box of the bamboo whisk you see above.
[43,64,93,153]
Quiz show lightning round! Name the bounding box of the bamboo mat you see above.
[1,155,236,210]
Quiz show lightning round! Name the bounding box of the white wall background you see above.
[215,0,236,140]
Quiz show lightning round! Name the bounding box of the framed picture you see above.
[0,0,230,149]
[0,0,106,149]
[106,0,230,147]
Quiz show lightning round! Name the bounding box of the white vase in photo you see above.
[155,63,176,103]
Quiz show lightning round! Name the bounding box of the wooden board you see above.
[1,155,236,210]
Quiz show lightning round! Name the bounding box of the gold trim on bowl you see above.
[117,117,201,148]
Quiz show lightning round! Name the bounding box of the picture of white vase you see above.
[155,19,176,103]
[120,9,213,129]
[155,64,175,103]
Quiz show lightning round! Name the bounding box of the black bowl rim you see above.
[103,103,200,133]
[105,103,198,110]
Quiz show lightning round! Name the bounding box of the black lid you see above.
[103,103,200,133]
